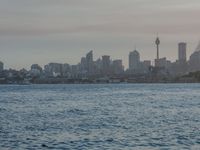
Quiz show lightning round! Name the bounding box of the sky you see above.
[0,0,200,69]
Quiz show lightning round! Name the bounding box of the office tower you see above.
[86,50,94,74]
[80,57,86,71]
[189,42,200,72]
[62,63,71,77]
[102,55,111,74]
[112,59,124,74]
[0,61,3,72]
[129,50,140,70]
[178,42,187,62]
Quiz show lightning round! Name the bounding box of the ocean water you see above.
[0,84,200,150]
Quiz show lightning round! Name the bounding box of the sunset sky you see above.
[0,0,200,69]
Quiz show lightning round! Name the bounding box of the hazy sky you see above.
[0,0,200,69]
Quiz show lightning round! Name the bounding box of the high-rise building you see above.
[86,50,94,74]
[178,42,187,62]
[62,63,71,77]
[112,59,124,74]
[189,42,200,72]
[102,55,111,75]
[129,50,140,70]
[80,57,86,71]
[0,61,4,72]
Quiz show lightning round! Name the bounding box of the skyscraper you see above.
[102,55,111,75]
[129,50,140,71]
[178,42,187,62]
[86,50,94,74]
[0,61,4,72]
[112,59,124,74]
[189,42,200,72]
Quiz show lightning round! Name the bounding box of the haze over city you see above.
[1,0,200,69]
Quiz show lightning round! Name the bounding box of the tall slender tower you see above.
[155,37,160,60]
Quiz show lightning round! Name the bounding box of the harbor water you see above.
[0,84,200,149]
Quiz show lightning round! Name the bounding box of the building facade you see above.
[129,50,140,71]
[0,61,3,72]
[178,42,187,63]
[102,55,111,75]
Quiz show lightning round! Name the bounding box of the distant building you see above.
[31,64,42,72]
[62,63,71,77]
[129,50,140,71]
[112,59,124,74]
[93,58,102,75]
[71,65,80,78]
[86,50,94,75]
[0,61,3,72]
[44,63,63,77]
[142,60,151,73]
[30,64,43,77]
[189,51,200,72]
[143,60,151,67]
[155,57,172,69]
[102,55,111,75]
[189,43,200,72]
[80,57,86,70]
[178,42,187,63]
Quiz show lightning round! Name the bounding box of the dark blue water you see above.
[0,84,200,149]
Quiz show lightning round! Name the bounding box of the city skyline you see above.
[1,39,200,70]
[1,0,200,69]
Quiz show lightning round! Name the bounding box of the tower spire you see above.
[155,36,160,59]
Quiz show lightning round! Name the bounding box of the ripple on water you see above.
[0,84,200,149]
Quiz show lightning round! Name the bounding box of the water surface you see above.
[0,84,200,149]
